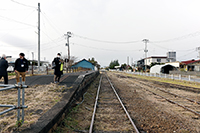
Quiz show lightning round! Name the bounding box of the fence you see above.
[28,66,79,75]
[134,72,200,82]
[115,70,200,83]
[0,84,28,126]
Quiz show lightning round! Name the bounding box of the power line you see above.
[41,41,64,51]
[41,12,64,36]
[151,31,200,43]
[176,48,196,52]
[41,36,64,46]
[0,9,36,40]
[149,42,196,52]
[0,44,35,47]
[0,15,36,27]
[41,31,62,46]
[0,27,33,31]
[73,34,141,44]
[0,8,33,11]
[71,42,143,52]
[177,49,196,59]
[10,0,37,9]
[149,42,170,50]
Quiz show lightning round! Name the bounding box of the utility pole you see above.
[131,58,133,66]
[38,3,40,72]
[142,39,149,71]
[31,52,34,61]
[64,32,72,61]
[32,52,34,75]
[197,47,200,59]
[64,32,72,72]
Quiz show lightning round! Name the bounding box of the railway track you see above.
[131,78,200,117]
[89,73,140,133]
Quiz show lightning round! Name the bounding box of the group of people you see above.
[0,52,64,85]
[0,53,29,85]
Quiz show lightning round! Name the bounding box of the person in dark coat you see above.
[52,53,63,83]
[0,54,8,84]
[14,53,29,85]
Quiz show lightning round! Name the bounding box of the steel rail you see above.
[135,84,200,117]
[156,87,200,105]
[89,75,102,133]
[135,79,200,105]
[106,74,140,133]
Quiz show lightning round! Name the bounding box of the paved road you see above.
[0,71,89,86]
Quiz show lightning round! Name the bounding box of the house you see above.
[71,59,95,71]
[144,56,168,66]
[136,59,145,71]
[180,59,200,71]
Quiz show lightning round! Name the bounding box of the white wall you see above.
[145,58,167,66]
[165,62,180,68]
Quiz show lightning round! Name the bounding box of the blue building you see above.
[71,59,95,70]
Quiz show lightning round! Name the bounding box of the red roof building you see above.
[180,59,200,71]
[181,59,200,65]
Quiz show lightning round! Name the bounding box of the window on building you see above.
[157,59,161,62]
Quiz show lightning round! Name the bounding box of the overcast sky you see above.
[1,0,200,67]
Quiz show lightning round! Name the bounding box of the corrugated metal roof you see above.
[181,59,200,65]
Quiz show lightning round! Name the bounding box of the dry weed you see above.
[0,83,67,133]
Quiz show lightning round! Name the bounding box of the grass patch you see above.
[53,105,82,133]
[8,73,15,76]
[0,83,67,132]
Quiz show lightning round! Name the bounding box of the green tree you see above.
[150,62,164,68]
[121,63,127,70]
[88,57,100,69]
[109,60,120,69]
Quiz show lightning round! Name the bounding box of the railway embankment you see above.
[19,71,99,133]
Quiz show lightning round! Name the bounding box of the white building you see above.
[165,61,180,68]
[144,56,168,66]
[167,51,176,62]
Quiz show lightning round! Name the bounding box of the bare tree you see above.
[62,55,78,67]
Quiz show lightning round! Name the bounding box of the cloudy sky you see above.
[1,0,200,66]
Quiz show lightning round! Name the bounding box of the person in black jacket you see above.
[0,54,8,84]
[14,53,29,85]
[52,53,63,83]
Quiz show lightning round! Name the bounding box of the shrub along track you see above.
[55,72,199,132]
